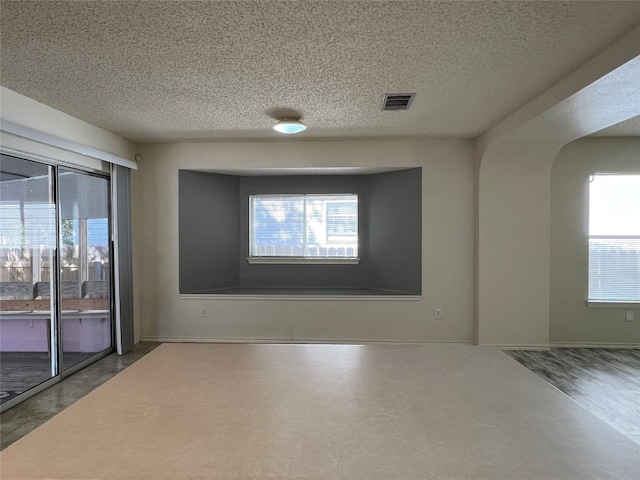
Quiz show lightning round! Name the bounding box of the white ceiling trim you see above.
[0,120,137,170]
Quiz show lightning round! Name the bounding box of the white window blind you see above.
[0,202,56,249]
[588,174,640,302]
[250,194,358,258]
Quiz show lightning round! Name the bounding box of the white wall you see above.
[477,141,558,347]
[476,29,640,348]
[134,139,475,343]
[550,137,640,346]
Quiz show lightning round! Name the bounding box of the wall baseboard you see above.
[549,342,639,349]
[494,343,640,350]
[140,336,473,346]
[139,338,639,349]
[486,345,550,351]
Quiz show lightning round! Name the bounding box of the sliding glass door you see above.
[58,168,112,371]
[0,155,113,407]
[0,156,57,403]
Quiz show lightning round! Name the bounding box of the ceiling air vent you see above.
[382,93,415,111]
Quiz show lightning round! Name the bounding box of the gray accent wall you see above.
[179,171,239,293]
[369,169,422,294]
[178,168,422,295]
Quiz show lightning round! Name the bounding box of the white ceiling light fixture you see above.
[273,118,307,135]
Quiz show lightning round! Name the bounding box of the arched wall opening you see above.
[476,27,640,347]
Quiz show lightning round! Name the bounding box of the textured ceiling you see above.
[590,115,640,136]
[1,1,639,143]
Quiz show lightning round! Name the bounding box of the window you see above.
[250,194,358,260]
[326,202,358,241]
[588,174,640,302]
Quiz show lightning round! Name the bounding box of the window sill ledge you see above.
[181,287,420,299]
[181,293,421,301]
[246,257,360,265]
[586,300,640,308]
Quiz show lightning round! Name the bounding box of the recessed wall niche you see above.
[178,168,422,296]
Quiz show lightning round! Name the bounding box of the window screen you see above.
[250,194,358,258]
[588,174,640,302]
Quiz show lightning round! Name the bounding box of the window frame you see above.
[247,193,360,265]
[325,201,358,243]
[586,173,640,306]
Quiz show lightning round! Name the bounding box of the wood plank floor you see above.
[1,352,96,403]
[505,348,640,445]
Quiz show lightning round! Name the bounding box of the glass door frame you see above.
[55,164,115,378]
[0,153,115,412]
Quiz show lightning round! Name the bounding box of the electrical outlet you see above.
[434,308,442,320]
[200,307,207,318]
[625,310,634,322]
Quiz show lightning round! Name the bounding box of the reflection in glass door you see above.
[58,168,112,371]
[0,157,114,407]
[0,155,57,404]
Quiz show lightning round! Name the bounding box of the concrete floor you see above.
[1,343,638,479]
